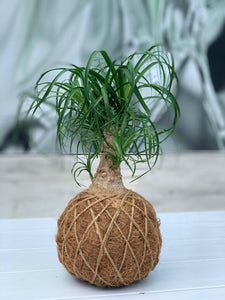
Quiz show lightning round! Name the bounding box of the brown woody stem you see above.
[90,132,125,193]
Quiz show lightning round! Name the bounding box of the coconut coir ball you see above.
[56,187,162,287]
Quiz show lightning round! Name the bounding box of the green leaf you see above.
[22,46,180,185]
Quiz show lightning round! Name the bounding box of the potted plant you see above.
[27,46,179,287]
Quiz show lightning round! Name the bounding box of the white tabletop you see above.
[1,211,225,300]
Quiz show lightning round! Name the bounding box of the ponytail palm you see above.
[28,45,179,184]
[27,46,180,287]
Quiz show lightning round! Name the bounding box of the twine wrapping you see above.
[56,188,162,287]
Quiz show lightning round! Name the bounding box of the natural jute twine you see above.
[56,187,162,287]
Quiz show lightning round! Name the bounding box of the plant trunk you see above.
[90,133,125,193]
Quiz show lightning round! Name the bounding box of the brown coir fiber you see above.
[56,187,162,287]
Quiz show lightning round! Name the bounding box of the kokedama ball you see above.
[56,187,162,287]
[26,46,178,288]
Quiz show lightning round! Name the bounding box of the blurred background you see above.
[1,0,225,153]
[1,0,225,218]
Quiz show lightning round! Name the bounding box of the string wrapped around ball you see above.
[56,187,162,287]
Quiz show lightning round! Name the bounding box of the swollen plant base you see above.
[56,147,161,287]
[56,186,162,287]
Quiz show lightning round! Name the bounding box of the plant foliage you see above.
[26,46,180,184]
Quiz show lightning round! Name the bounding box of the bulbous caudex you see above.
[56,136,162,287]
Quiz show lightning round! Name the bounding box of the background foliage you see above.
[0,0,225,153]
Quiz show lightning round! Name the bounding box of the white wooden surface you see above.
[1,211,225,299]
